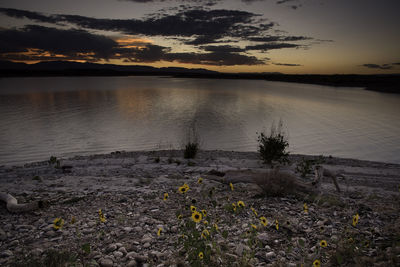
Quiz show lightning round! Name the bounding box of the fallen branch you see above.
[0,192,44,213]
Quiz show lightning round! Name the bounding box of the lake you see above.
[0,76,399,166]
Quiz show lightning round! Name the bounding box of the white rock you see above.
[99,258,113,267]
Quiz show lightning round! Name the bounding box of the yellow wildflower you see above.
[99,209,106,223]
[198,252,204,259]
[251,224,257,230]
[201,229,210,239]
[203,220,208,225]
[275,219,279,230]
[303,203,308,213]
[232,203,237,212]
[157,228,162,236]
[190,205,196,212]
[237,200,245,208]
[260,216,268,227]
[213,223,219,231]
[53,218,64,230]
[70,216,76,224]
[197,177,203,184]
[352,213,360,227]
[191,211,202,223]
[251,207,258,216]
[320,240,328,248]
[229,182,234,191]
[178,184,189,194]
[163,192,169,201]
[313,259,321,267]
[177,214,183,220]
[201,209,207,217]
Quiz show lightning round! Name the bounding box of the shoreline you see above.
[1,150,399,266]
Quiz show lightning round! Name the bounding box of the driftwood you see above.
[204,165,341,194]
[0,192,44,213]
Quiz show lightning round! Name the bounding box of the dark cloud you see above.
[248,35,310,42]
[273,62,302,66]
[0,7,314,66]
[246,42,300,51]
[0,8,59,23]
[0,25,265,66]
[201,45,245,53]
[163,51,264,65]
[0,25,117,59]
[362,64,393,70]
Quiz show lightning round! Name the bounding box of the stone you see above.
[0,228,7,241]
[106,244,118,253]
[99,258,113,267]
[143,242,151,248]
[123,227,133,233]
[265,251,276,259]
[31,248,43,257]
[118,247,127,255]
[127,260,138,267]
[257,233,269,244]
[113,251,123,258]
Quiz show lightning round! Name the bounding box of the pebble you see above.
[143,242,151,248]
[127,260,138,267]
[1,250,13,258]
[106,244,118,253]
[265,251,276,259]
[113,251,123,258]
[99,258,113,267]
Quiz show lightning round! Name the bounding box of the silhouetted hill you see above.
[0,60,399,93]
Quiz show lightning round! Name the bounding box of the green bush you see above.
[184,142,199,159]
[257,121,289,164]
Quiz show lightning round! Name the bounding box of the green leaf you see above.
[222,230,228,239]
[82,243,91,254]
[336,253,343,264]
[298,239,305,247]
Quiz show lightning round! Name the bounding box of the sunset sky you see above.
[0,0,399,74]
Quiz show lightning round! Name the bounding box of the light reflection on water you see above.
[0,76,399,165]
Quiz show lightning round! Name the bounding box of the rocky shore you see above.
[1,150,399,266]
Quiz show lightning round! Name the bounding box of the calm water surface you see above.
[0,76,399,165]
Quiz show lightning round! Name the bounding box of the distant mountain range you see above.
[0,60,219,74]
[0,60,399,93]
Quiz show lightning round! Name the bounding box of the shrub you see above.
[257,120,289,165]
[295,156,325,178]
[184,142,199,159]
[183,123,200,159]
[253,169,295,197]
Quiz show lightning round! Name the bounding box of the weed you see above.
[257,120,289,165]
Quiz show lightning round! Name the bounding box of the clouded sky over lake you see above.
[1,0,399,74]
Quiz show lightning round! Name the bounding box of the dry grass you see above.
[253,169,296,197]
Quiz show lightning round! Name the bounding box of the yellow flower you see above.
[53,218,64,230]
[320,240,328,248]
[303,203,308,213]
[237,200,245,208]
[251,207,258,216]
[201,229,210,239]
[201,209,207,217]
[275,219,279,230]
[203,220,208,225]
[178,184,189,194]
[352,213,360,226]
[177,214,183,220]
[190,205,196,212]
[229,182,234,191]
[232,203,237,212]
[260,216,268,227]
[191,211,202,223]
[197,177,203,184]
[157,227,162,236]
[99,209,106,223]
[213,223,219,231]
[251,224,257,230]
[313,259,321,267]
[70,216,76,224]
[163,192,169,201]
[198,252,204,259]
